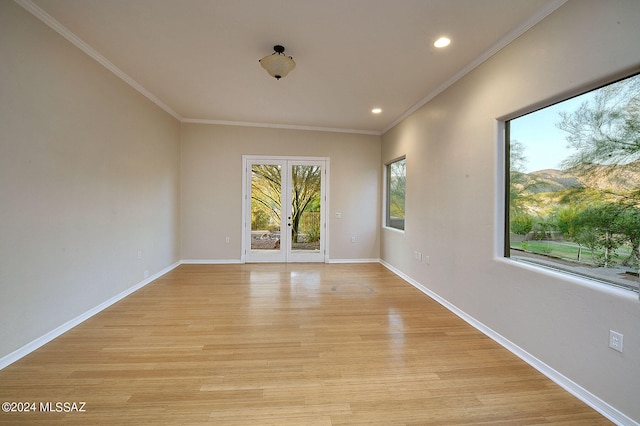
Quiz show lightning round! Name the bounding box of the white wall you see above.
[381,0,640,422]
[0,2,181,360]
[3,0,638,421]
[180,123,380,262]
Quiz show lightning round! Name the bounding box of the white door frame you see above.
[242,155,329,263]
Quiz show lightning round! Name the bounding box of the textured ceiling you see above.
[23,0,565,134]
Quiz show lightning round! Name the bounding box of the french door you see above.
[243,156,327,263]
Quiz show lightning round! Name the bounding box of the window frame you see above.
[384,156,406,231]
[502,72,640,295]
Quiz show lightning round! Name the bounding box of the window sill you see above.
[383,226,405,234]
[495,256,640,302]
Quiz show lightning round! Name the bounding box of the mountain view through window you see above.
[507,73,640,293]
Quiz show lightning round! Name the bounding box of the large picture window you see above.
[505,73,639,293]
[386,157,406,230]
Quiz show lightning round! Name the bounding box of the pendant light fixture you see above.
[259,45,296,80]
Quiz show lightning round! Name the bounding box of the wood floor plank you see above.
[0,263,611,424]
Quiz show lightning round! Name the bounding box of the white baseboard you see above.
[0,261,181,370]
[0,258,369,368]
[379,260,638,426]
[327,258,380,264]
[180,258,380,264]
[3,259,636,425]
[180,259,244,264]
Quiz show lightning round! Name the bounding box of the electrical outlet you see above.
[225,236,230,243]
[609,330,623,353]
[351,236,356,243]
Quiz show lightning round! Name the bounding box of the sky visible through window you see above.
[507,74,640,293]
[510,94,594,172]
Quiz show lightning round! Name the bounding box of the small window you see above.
[505,73,640,293]
[386,157,406,230]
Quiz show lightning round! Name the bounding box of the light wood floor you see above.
[0,263,610,425]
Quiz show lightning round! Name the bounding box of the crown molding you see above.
[380,0,568,135]
[15,0,380,136]
[16,0,565,138]
[182,118,381,136]
[14,0,183,122]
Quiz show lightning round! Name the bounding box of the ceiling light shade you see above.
[259,45,296,80]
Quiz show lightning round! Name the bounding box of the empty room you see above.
[1,0,639,424]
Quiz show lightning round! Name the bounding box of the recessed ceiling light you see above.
[371,108,382,114]
[434,37,451,48]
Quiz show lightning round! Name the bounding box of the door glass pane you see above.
[290,165,322,252]
[251,164,282,251]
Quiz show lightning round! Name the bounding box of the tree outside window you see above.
[506,73,640,293]
[386,157,406,230]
